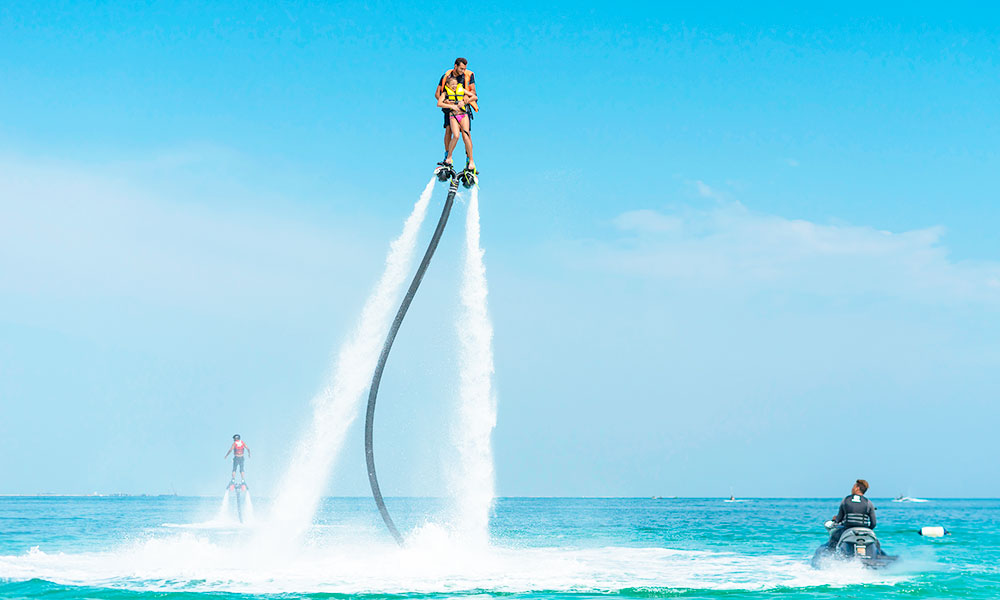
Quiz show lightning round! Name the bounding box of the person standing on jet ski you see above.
[435,57,478,172]
[224,434,250,483]
[826,479,877,548]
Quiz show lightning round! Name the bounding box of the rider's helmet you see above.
[233,434,241,440]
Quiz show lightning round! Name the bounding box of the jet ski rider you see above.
[826,479,877,548]
[224,434,250,483]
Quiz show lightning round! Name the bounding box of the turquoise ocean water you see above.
[0,496,996,599]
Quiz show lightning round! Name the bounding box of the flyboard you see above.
[227,479,249,523]
[364,162,477,545]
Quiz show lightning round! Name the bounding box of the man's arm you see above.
[868,502,877,528]
[224,443,233,458]
[466,71,478,110]
[434,72,448,101]
[243,443,251,455]
[833,498,846,523]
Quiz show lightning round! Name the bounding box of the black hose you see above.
[365,176,459,545]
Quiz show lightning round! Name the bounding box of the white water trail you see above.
[216,490,231,522]
[0,541,906,595]
[449,186,498,545]
[244,492,255,523]
[261,178,437,545]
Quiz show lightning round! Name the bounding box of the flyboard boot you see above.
[435,161,456,182]
[459,163,478,189]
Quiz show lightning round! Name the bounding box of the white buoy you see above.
[919,526,949,537]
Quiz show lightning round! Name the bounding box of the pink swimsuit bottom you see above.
[452,113,466,122]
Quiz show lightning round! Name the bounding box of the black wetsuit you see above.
[827,494,877,547]
[439,70,476,129]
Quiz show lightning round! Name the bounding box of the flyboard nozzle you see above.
[459,169,478,189]
[435,163,455,182]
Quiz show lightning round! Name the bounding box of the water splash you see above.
[0,538,905,595]
[262,178,437,544]
[449,186,497,544]
[216,489,231,522]
[243,492,256,523]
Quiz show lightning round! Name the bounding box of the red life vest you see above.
[233,440,245,456]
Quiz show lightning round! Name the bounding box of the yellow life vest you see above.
[444,83,465,104]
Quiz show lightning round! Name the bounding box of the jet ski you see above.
[811,520,898,569]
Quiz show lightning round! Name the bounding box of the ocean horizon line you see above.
[0,494,991,500]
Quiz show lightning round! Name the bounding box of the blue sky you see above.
[1,2,998,498]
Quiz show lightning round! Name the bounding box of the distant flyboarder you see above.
[224,434,250,484]
[826,479,877,548]
[435,57,478,177]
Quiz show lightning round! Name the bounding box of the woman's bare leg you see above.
[460,118,474,170]
[446,117,462,164]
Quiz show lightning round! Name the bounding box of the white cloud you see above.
[0,154,376,321]
[694,180,717,199]
[613,209,682,234]
[579,202,1000,305]
[684,179,733,202]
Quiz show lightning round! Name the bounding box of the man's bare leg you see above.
[443,128,453,163]
[460,127,475,171]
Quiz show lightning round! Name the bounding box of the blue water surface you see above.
[0,497,996,599]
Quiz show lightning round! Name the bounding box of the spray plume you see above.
[262,178,437,544]
[450,186,498,545]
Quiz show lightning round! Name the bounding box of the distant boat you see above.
[893,494,929,503]
[724,494,740,503]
